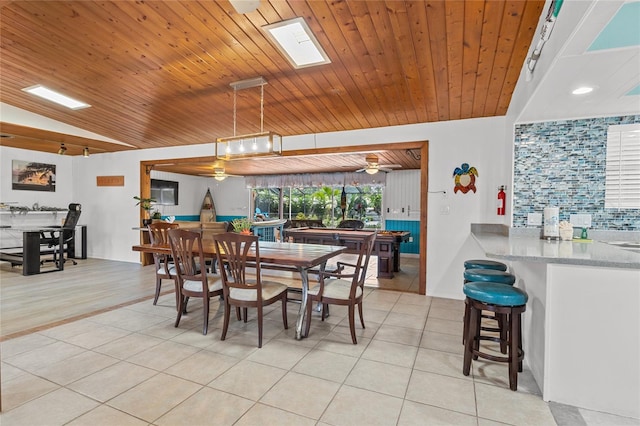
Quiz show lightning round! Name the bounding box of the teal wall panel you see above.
[171,215,199,221]
[217,215,243,222]
[386,219,419,254]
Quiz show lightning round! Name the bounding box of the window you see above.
[253,185,383,228]
[605,124,640,209]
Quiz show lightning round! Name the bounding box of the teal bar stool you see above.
[462,282,528,391]
[463,268,515,284]
[464,259,508,271]
[462,268,516,347]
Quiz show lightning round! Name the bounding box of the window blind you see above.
[245,172,386,189]
[605,123,640,209]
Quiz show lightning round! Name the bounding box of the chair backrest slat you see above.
[214,232,262,297]
[348,232,377,298]
[148,222,179,245]
[148,222,179,270]
[168,228,206,289]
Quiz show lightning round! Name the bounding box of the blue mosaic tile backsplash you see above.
[514,115,640,230]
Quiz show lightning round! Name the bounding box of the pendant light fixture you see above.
[216,77,282,160]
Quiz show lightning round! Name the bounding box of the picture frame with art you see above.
[11,160,56,192]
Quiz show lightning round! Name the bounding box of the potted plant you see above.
[151,209,162,221]
[134,196,156,225]
[231,217,252,234]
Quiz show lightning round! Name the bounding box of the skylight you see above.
[588,2,640,51]
[22,85,91,110]
[263,17,331,69]
[627,84,640,96]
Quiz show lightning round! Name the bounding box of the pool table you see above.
[283,227,410,278]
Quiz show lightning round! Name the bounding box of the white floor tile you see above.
[406,370,476,416]
[320,384,403,425]
[345,358,412,398]
[260,371,340,419]
[156,386,254,425]
[235,402,316,426]
[1,269,571,426]
[208,359,287,401]
[106,372,201,423]
[398,400,478,425]
[475,382,556,425]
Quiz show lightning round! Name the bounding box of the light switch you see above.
[570,214,592,228]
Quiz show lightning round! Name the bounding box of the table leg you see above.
[295,267,310,340]
[56,230,65,271]
[23,231,41,275]
[393,242,401,272]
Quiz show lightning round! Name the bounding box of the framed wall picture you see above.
[12,160,56,192]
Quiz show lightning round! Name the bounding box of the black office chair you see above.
[41,203,82,265]
[337,219,364,230]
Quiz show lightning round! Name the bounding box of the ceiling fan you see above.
[355,154,401,174]
[199,167,240,181]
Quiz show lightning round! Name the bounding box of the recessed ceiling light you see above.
[22,85,91,110]
[263,17,331,69]
[572,86,594,95]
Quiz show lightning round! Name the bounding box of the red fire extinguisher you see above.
[497,185,506,216]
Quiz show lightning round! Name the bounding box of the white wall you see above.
[384,169,421,221]
[0,146,74,213]
[422,116,510,298]
[73,143,218,262]
[0,116,510,300]
[149,170,213,218]
[209,176,251,217]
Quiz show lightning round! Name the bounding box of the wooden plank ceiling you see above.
[0,0,544,175]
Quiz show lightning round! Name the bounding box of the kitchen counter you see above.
[469,224,639,419]
[470,225,640,269]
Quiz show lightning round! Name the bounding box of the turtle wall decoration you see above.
[452,163,478,194]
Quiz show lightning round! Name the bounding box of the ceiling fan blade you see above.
[199,173,241,178]
[355,167,366,173]
[380,164,402,168]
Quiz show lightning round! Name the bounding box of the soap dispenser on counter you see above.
[543,206,560,240]
[580,227,588,240]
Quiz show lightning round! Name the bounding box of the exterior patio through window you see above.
[253,185,382,228]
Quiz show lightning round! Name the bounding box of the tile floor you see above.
[1,287,638,425]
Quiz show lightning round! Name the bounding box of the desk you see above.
[0,228,63,275]
[283,228,410,278]
[132,240,347,339]
[0,226,87,275]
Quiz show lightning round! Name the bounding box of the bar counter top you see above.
[471,224,640,270]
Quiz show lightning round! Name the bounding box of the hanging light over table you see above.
[216,77,282,160]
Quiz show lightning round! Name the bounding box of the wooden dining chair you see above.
[213,232,289,348]
[147,222,179,306]
[168,228,223,335]
[304,231,377,344]
[201,221,231,273]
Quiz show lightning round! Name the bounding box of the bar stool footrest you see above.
[472,335,525,364]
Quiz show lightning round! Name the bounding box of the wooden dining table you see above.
[132,240,347,339]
